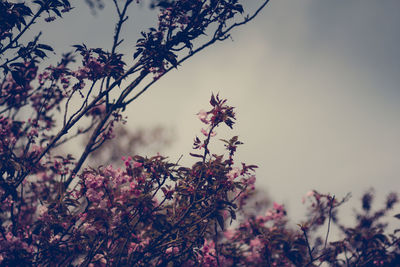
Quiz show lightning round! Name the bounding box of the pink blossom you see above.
[224,229,236,240]
[243,175,256,190]
[165,246,179,254]
[85,173,104,189]
[133,161,143,168]
[264,202,286,221]
[197,110,209,124]
[306,190,315,197]
[86,188,104,202]
[273,202,284,211]
[244,250,262,264]
[28,128,38,138]
[38,205,48,217]
[200,240,217,266]
[226,167,241,181]
[302,190,315,203]
[255,215,267,224]
[250,237,263,251]
[5,232,13,242]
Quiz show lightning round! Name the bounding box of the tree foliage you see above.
[0,1,399,266]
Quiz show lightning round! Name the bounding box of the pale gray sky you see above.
[33,0,400,222]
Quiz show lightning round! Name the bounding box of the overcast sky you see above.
[34,0,400,222]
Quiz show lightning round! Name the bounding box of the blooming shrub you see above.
[1,0,400,266]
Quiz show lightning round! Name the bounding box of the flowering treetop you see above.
[1,1,400,266]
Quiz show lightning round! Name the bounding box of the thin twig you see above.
[324,195,335,249]
[302,227,314,263]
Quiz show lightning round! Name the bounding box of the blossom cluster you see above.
[1,0,400,266]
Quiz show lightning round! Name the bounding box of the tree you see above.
[1,1,400,266]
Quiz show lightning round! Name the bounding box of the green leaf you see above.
[216,213,225,230]
[189,153,203,158]
[37,43,54,51]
